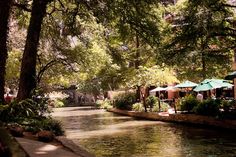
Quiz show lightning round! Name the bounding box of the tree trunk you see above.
[201,38,207,79]
[201,51,206,79]
[135,33,141,102]
[141,87,148,112]
[17,0,52,100]
[136,86,141,102]
[0,0,12,104]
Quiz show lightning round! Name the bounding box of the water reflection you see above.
[52,107,236,157]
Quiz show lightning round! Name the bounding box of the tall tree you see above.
[17,0,52,100]
[160,0,235,81]
[96,0,161,101]
[0,0,13,104]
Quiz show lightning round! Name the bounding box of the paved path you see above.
[16,137,81,157]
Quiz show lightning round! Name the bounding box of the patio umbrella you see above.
[175,80,198,88]
[193,79,233,92]
[193,83,219,92]
[150,87,166,92]
[207,79,233,88]
[225,71,236,80]
[164,86,179,91]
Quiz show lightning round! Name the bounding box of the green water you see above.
[53,107,236,157]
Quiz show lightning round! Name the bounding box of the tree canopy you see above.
[0,0,235,101]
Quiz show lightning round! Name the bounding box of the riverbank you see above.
[0,120,95,157]
[14,130,95,157]
[108,108,236,130]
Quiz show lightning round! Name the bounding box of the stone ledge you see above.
[0,123,28,157]
[55,136,95,157]
[108,108,236,130]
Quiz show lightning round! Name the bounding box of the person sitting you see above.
[5,93,12,104]
[211,93,216,99]
[196,92,203,102]
[159,93,164,100]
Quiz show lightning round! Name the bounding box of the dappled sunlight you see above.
[52,107,105,117]
[37,144,58,152]
[35,145,59,155]
[94,116,132,120]
[66,128,131,139]
[16,137,79,157]
[16,138,60,155]
[105,120,164,130]
[65,120,164,139]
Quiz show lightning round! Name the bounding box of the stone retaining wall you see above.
[0,122,28,157]
[108,108,236,130]
[56,136,95,157]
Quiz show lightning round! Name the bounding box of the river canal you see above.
[52,107,236,157]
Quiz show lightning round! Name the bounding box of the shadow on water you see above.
[65,107,98,111]
[53,107,236,157]
[77,124,236,157]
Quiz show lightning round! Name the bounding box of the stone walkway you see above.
[16,137,81,157]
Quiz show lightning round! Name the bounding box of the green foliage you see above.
[146,95,158,109]
[52,99,64,108]
[96,99,113,109]
[193,99,220,116]
[0,99,50,123]
[31,89,51,115]
[218,100,236,119]
[152,101,170,112]
[128,66,179,88]
[179,95,199,112]
[47,91,69,107]
[132,103,145,112]
[98,0,161,46]
[160,102,170,112]
[5,50,22,86]
[160,0,234,81]
[221,100,230,113]
[0,89,64,136]
[113,93,136,110]
[24,118,64,136]
[221,100,235,113]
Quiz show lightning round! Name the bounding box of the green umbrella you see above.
[205,79,233,88]
[225,71,236,80]
[193,82,220,92]
[175,80,198,88]
[193,79,233,92]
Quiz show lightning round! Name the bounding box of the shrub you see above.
[40,118,64,136]
[218,100,236,119]
[152,102,170,112]
[95,100,103,108]
[132,103,144,112]
[180,95,199,112]
[0,99,50,123]
[0,89,64,137]
[24,118,64,136]
[221,100,231,112]
[7,123,24,137]
[175,98,182,111]
[160,102,170,112]
[52,99,64,108]
[113,93,136,110]
[96,99,112,109]
[193,99,220,116]
[146,96,158,110]
[37,130,54,142]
